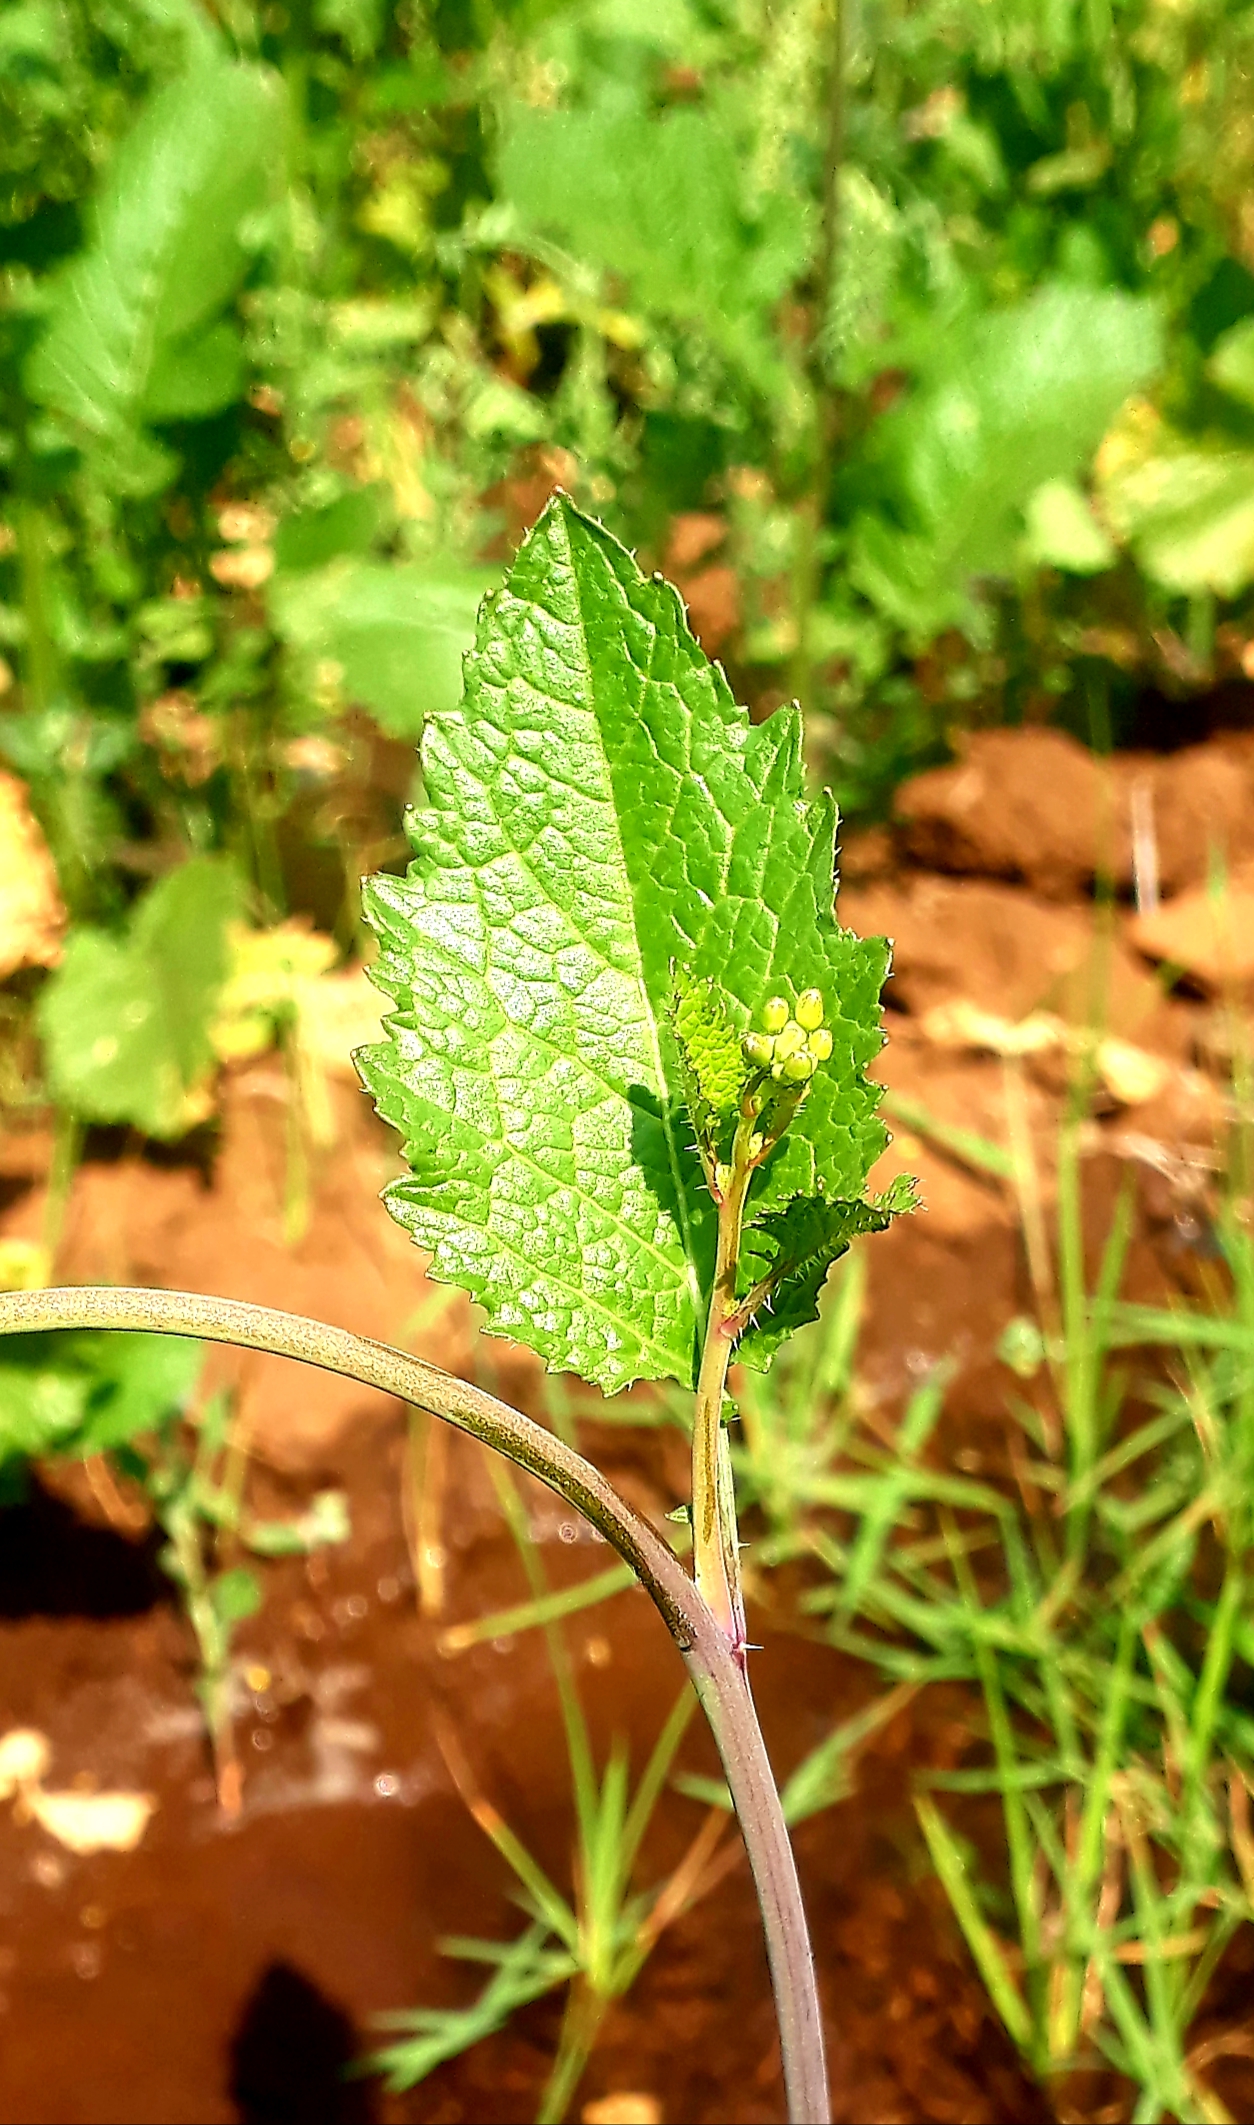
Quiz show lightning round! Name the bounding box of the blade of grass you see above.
[437,1562,638,1655]
[915,1794,1032,2053]
[880,1091,1015,1180]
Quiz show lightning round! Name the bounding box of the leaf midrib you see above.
[560,514,704,1347]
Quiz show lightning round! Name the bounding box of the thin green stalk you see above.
[42,1109,82,1274]
[1184,1562,1243,1815]
[0,1283,830,2125]
[692,1116,754,1656]
[281,1017,311,1246]
[1052,1611,1136,2060]
[438,1563,636,1655]
[789,0,846,718]
[163,1491,239,1813]
[915,1794,1032,2052]
[942,1516,1044,2029]
[536,1980,609,2125]
[488,1460,600,1859]
[16,495,56,718]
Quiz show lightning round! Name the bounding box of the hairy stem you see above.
[0,1284,829,2125]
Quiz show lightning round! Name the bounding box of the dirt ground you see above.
[1,719,1252,2125]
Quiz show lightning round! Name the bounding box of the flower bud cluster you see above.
[741,989,832,1084]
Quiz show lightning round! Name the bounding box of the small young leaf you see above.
[212,1566,262,1626]
[360,496,895,1395]
[736,1176,917,1370]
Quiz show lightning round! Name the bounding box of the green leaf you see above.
[316,0,386,59]
[0,1354,90,1464]
[736,1178,915,1369]
[272,487,389,574]
[496,99,808,390]
[1208,318,1254,412]
[359,496,892,1395]
[1100,444,1254,596]
[271,558,495,739]
[38,857,241,1138]
[75,1331,203,1455]
[825,168,900,387]
[244,1488,351,1556]
[0,1330,201,1466]
[25,56,282,478]
[852,284,1161,633]
[211,1566,262,1625]
[142,319,244,422]
[1023,478,1116,575]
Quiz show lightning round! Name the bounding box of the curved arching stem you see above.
[0,1286,829,2125]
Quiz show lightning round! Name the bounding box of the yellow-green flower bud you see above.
[807,1026,833,1063]
[773,1022,805,1061]
[796,988,824,1031]
[761,997,790,1035]
[742,1031,774,1069]
[781,1051,814,1083]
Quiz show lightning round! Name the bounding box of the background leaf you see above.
[0,1329,201,1466]
[496,97,808,390]
[38,857,242,1137]
[1100,445,1254,596]
[24,53,283,480]
[270,559,495,739]
[851,285,1163,634]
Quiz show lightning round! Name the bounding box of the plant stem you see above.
[42,1109,82,1274]
[692,1079,803,1658]
[163,1493,241,1816]
[692,1126,753,1658]
[535,1979,608,2125]
[16,496,56,719]
[0,1283,830,2125]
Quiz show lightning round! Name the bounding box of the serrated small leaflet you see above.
[359,494,895,1394]
[736,1176,917,1369]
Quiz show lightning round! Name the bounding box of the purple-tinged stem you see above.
[0,1285,829,2124]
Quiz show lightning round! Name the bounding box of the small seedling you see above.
[0,499,911,2124]
[125,1386,349,1815]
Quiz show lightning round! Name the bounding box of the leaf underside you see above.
[359,496,893,1395]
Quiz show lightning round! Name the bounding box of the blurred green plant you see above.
[0,1324,349,1812]
[3,0,1254,1040]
